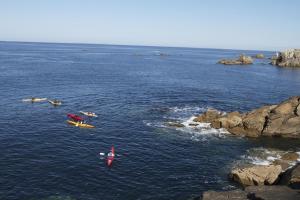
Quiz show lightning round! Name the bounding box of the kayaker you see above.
[108,151,114,157]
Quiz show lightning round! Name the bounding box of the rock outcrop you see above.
[218,55,253,65]
[194,96,300,138]
[280,164,300,189]
[271,49,300,67]
[281,152,299,161]
[230,165,282,186]
[201,186,300,200]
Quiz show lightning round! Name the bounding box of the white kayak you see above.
[22,98,47,102]
[79,111,98,117]
[48,100,62,106]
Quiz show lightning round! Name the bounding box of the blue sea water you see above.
[1,41,300,200]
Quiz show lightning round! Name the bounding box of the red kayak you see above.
[67,113,83,122]
[107,146,115,167]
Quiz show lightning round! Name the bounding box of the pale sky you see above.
[0,0,299,50]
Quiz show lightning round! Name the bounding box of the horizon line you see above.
[0,39,275,52]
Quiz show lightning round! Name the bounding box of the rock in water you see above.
[230,165,282,186]
[255,53,265,59]
[165,122,185,128]
[193,109,221,123]
[218,54,253,65]
[272,49,300,67]
[281,152,299,161]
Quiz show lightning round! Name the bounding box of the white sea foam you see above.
[237,147,299,169]
[146,106,229,140]
[168,106,206,114]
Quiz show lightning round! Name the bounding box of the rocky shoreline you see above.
[218,49,300,68]
[187,49,300,199]
[193,96,300,138]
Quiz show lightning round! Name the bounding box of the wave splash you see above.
[145,105,229,140]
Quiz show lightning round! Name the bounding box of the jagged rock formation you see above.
[271,49,300,67]
[194,96,300,138]
[218,55,253,65]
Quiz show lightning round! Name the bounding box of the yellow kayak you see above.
[67,120,95,128]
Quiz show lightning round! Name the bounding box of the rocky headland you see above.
[172,96,300,199]
[271,49,300,67]
[193,96,300,138]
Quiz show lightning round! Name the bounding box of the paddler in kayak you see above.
[107,146,115,167]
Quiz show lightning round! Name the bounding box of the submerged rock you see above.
[218,54,253,65]
[194,96,300,138]
[165,121,185,128]
[255,53,265,59]
[271,49,300,67]
[230,165,282,186]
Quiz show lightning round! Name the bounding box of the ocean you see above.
[1,41,300,200]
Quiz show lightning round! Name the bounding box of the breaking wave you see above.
[145,106,229,140]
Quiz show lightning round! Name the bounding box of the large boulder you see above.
[262,97,300,138]
[193,109,221,123]
[242,105,276,137]
[281,152,299,161]
[211,111,243,129]
[218,54,253,65]
[230,165,282,186]
[272,49,300,67]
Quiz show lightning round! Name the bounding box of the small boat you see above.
[107,146,115,167]
[67,113,84,122]
[48,100,62,106]
[80,111,98,117]
[22,98,47,102]
[67,120,95,128]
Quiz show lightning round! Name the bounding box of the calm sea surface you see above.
[1,42,300,200]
